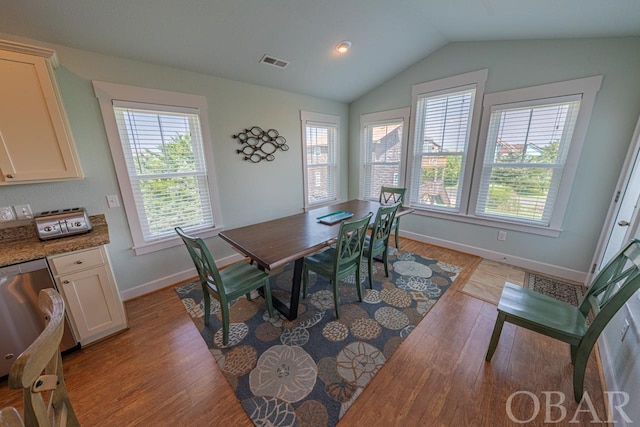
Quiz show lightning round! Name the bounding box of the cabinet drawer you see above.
[49,247,105,275]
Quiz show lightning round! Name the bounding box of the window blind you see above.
[362,119,404,200]
[304,121,337,205]
[113,103,213,241]
[410,87,475,211]
[475,95,581,225]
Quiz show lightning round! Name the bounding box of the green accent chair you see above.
[485,238,640,402]
[364,203,400,289]
[176,227,274,345]
[379,186,406,248]
[302,212,373,318]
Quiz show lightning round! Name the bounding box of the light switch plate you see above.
[0,206,16,222]
[106,194,120,208]
[14,204,32,220]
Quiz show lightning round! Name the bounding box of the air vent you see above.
[260,54,289,69]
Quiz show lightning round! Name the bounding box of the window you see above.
[360,108,410,201]
[407,71,602,235]
[93,81,222,255]
[301,111,340,208]
[407,70,487,214]
[470,76,603,231]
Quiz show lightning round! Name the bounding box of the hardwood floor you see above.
[0,238,609,426]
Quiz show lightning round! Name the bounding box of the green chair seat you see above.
[497,283,587,344]
[486,239,640,402]
[302,212,373,318]
[176,227,274,346]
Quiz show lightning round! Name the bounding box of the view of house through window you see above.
[401,71,601,233]
[474,97,580,225]
[360,108,409,201]
[301,111,339,207]
[113,104,214,241]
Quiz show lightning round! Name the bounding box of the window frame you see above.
[469,75,603,233]
[93,81,223,255]
[359,107,410,201]
[300,111,340,210]
[406,69,488,215]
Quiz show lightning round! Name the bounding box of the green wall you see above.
[0,35,347,294]
[349,37,640,274]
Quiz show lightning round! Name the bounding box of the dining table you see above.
[218,199,413,320]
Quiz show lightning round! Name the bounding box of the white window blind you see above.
[113,102,213,242]
[410,87,475,211]
[301,112,339,207]
[360,108,409,201]
[475,95,581,226]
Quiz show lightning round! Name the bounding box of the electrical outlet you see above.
[620,319,630,342]
[0,206,16,222]
[14,204,32,220]
[106,194,120,208]
[497,230,507,241]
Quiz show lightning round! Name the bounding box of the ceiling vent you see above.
[260,54,289,69]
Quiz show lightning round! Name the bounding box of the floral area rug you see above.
[175,248,462,426]
[524,272,585,307]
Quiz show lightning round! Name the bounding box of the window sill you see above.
[408,208,562,238]
[132,225,224,256]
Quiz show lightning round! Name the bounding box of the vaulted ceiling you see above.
[1,0,639,102]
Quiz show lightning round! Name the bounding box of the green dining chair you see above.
[175,227,274,345]
[485,238,640,402]
[363,202,400,289]
[302,212,373,318]
[379,186,406,248]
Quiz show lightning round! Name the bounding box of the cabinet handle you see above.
[75,260,83,264]
[6,174,14,179]
[63,280,70,284]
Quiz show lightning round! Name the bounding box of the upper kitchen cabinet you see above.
[0,40,83,184]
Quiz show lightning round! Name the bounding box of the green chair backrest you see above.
[578,239,640,339]
[176,227,225,299]
[371,203,400,249]
[333,213,373,271]
[379,186,406,205]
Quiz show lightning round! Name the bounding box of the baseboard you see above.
[119,252,245,301]
[400,230,588,283]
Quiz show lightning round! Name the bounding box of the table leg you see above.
[259,258,304,321]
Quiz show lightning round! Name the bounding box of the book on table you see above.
[316,211,354,225]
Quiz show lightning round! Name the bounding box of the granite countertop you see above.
[0,214,110,268]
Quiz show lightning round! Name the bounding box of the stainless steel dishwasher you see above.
[0,258,78,378]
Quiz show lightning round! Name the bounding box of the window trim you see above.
[93,81,223,255]
[407,69,488,215]
[300,111,340,210]
[469,75,603,231]
[359,107,410,201]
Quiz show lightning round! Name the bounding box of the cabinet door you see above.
[0,50,82,183]
[58,265,126,344]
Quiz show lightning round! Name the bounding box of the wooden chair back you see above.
[379,186,406,205]
[175,226,226,301]
[333,213,373,272]
[579,238,640,339]
[370,203,400,250]
[8,289,80,427]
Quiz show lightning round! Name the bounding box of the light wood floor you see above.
[0,239,608,426]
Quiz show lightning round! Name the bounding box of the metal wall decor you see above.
[233,126,289,163]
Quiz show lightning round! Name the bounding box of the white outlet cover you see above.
[0,206,16,222]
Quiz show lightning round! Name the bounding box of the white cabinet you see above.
[0,40,83,184]
[48,246,127,346]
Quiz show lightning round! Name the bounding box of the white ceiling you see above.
[1,0,639,103]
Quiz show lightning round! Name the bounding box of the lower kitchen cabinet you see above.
[48,246,127,345]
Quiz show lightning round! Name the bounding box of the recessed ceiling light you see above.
[336,41,351,54]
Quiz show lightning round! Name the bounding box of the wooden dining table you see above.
[218,199,413,320]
